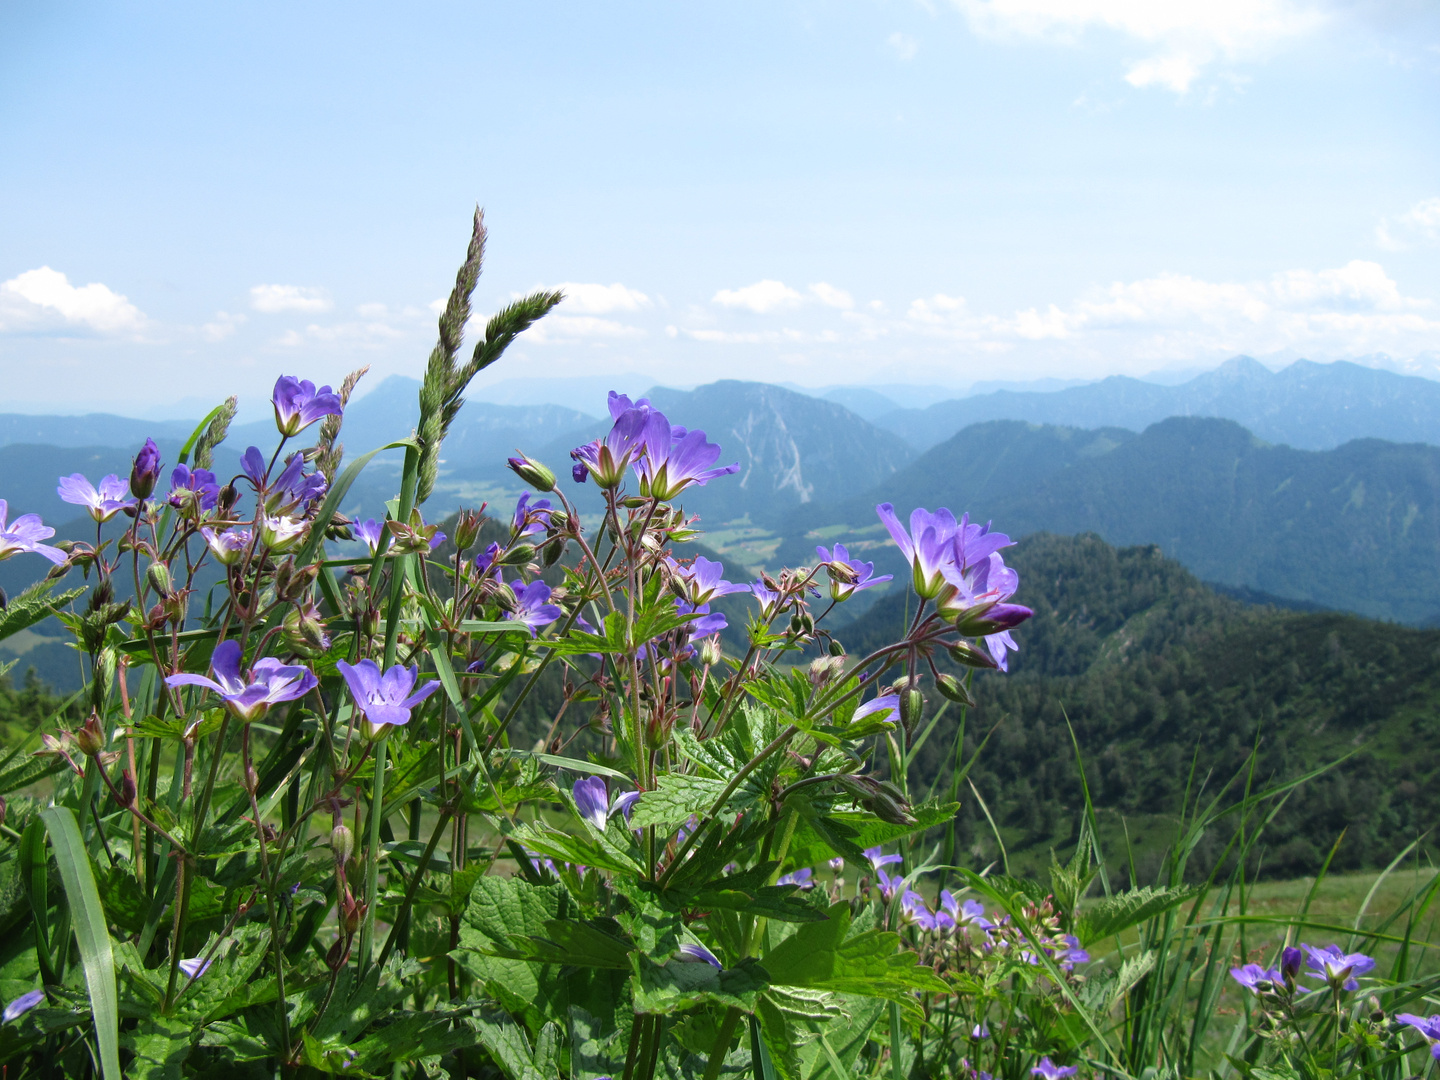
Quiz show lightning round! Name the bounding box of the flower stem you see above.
[357,735,387,975]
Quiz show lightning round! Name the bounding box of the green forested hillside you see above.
[842,532,1440,882]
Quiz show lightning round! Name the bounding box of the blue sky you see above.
[1,0,1437,416]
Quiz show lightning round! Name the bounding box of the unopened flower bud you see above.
[935,674,977,707]
[541,537,565,568]
[827,638,846,657]
[244,763,259,794]
[115,770,137,808]
[282,603,331,657]
[145,561,173,599]
[340,891,365,935]
[330,824,355,864]
[218,483,239,512]
[130,438,161,500]
[452,509,483,552]
[75,714,106,757]
[499,543,535,566]
[808,655,844,686]
[948,640,999,670]
[507,454,557,493]
[620,495,650,509]
[698,635,723,667]
[900,688,925,736]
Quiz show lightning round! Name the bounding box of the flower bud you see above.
[900,688,925,736]
[218,483,240,512]
[75,714,106,757]
[330,824,355,864]
[282,603,331,658]
[115,769,137,808]
[507,454,557,493]
[834,774,916,826]
[935,674,977,707]
[541,537,565,568]
[340,890,365,935]
[827,638,846,658]
[452,509,483,552]
[130,438,161,500]
[948,640,999,670]
[146,561,173,599]
[499,543,535,566]
[244,762,259,794]
[699,635,723,667]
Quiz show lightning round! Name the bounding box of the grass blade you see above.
[40,805,121,1080]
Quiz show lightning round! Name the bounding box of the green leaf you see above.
[1075,886,1199,945]
[628,773,728,829]
[0,580,84,645]
[40,806,121,1080]
[295,438,417,566]
[756,995,806,1080]
[631,954,770,1014]
[785,801,959,871]
[122,1016,195,1080]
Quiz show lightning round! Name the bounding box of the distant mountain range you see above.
[871,356,1440,452]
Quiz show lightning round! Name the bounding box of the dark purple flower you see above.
[571,395,664,488]
[511,493,554,539]
[573,776,640,831]
[678,942,723,968]
[506,580,563,636]
[354,519,385,554]
[777,868,814,890]
[1230,963,1284,993]
[1053,934,1090,971]
[667,555,749,605]
[0,502,66,565]
[1281,945,1303,981]
[272,375,342,437]
[1302,943,1375,991]
[264,452,328,514]
[676,600,726,638]
[875,503,961,600]
[168,464,220,512]
[635,421,740,502]
[1396,1014,1440,1059]
[336,659,441,732]
[58,473,135,523]
[130,439,161,500]
[165,639,318,722]
[816,543,892,601]
[2,990,44,1022]
[241,446,269,488]
[474,541,503,579]
[1031,1058,1077,1079]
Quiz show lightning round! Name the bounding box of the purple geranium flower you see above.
[678,942,723,968]
[1396,1014,1440,1059]
[571,394,664,488]
[58,473,135,523]
[511,493,554,539]
[749,579,783,618]
[876,867,903,901]
[778,867,814,890]
[572,775,641,831]
[165,639,318,722]
[816,543,892,601]
[863,846,902,872]
[1302,943,1375,991]
[676,600,726,637]
[0,502,66,565]
[942,891,994,932]
[272,375,343,437]
[353,519,385,554]
[336,659,441,731]
[667,556,750,605]
[635,419,740,502]
[1031,1058,1077,1079]
[177,955,212,979]
[1281,945,1303,981]
[971,1022,990,1040]
[130,438,161,500]
[241,446,269,489]
[201,526,250,566]
[875,503,961,600]
[852,694,900,726]
[506,580,563,636]
[902,889,938,929]
[474,541,503,579]
[1053,934,1090,971]
[263,452,328,514]
[168,464,220,512]
[2,990,43,1023]
[259,515,307,552]
[1230,963,1285,993]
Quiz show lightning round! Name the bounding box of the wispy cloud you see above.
[951,0,1328,92]
[1377,196,1440,250]
[554,282,651,314]
[712,279,802,313]
[527,315,646,342]
[250,284,332,313]
[0,267,146,335]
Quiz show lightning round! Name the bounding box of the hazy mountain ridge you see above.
[875,356,1440,452]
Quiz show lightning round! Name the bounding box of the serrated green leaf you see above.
[1076,886,1198,945]
[631,954,769,1014]
[628,773,727,829]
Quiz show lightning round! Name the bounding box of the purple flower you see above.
[971,1022,990,1040]
[777,868,814,890]
[168,464,220,512]
[474,541,503,579]
[635,420,740,502]
[749,580,783,618]
[58,473,135,523]
[828,857,844,872]
[506,580,563,636]
[852,694,900,726]
[938,549,1032,670]
[0,502,66,565]
[259,515,307,552]
[2,990,44,1022]
[667,556,750,605]
[875,503,961,600]
[816,543,893,601]
[1230,963,1285,993]
[572,776,640,831]
[678,942,723,968]
[130,438,161,500]
[511,493,554,539]
[570,395,664,488]
[1302,943,1375,991]
[165,639,318,722]
[1053,934,1090,971]
[241,446,269,488]
[177,955,212,979]
[676,600,726,638]
[902,889,937,929]
[1031,1058,1077,1079]
[1396,1014,1440,1059]
[336,659,440,732]
[264,452,328,514]
[1280,945,1303,981]
[876,867,902,901]
[202,526,250,566]
[272,375,343,437]
[942,891,994,932]
[863,846,902,872]
[353,519,385,554]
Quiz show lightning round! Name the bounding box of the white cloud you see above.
[276,321,403,348]
[0,266,145,334]
[809,282,855,309]
[555,282,651,314]
[888,31,919,60]
[527,315,646,342]
[250,284,332,313]
[200,311,245,342]
[356,302,389,319]
[951,0,1328,92]
[712,279,802,313]
[1377,196,1440,250]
